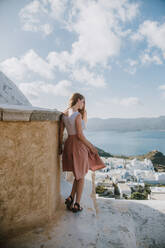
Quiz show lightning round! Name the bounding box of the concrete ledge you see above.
[30,110,61,121]
[0,104,62,121]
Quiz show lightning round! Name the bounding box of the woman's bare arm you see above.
[58,114,65,154]
[75,113,97,153]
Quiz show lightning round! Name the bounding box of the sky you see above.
[0,0,165,119]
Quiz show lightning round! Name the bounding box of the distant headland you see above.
[96,147,165,172]
[87,116,165,132]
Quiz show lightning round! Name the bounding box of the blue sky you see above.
[0,0,165,118]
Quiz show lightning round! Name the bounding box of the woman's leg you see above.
[70,178,77,200]
[75,177,85,205]
[66,178,77,207]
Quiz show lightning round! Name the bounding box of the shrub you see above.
[96,185,106,194]
[130,192,146,200]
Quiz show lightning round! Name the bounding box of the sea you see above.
[83,130,165,156]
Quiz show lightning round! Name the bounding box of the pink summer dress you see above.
[61,111,106,180]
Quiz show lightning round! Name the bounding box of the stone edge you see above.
[0,107,62,121]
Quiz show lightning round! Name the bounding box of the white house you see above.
[117,183,131,198]
[149,187,165,200]
[155,173,165,184]
[130,158,154,171]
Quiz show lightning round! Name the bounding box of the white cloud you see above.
[44,0,68,20]
[22,49,54,79]
[0,49,54,82]
[19,80,72,100]
[19,0,67,35]
[140,53,162,65]
[51,80,72,96]
[123,52,162,74]
[47,51,72,72]
[19,0,49,35]
[40,23,53,35]
[69,2,121,68]
[70,67,106,88]
[105,96,141,106]
[127,59,138,67]
[19,0,139,68]
[47,52,107,87]
[97,0,139,22]
[122,59,138,75]
[131,32,143,41]
[21,0,44,15]
[158,84,165,98]
[0,57,28,82]
[131,20,165,59]
[66,0,139,68]
[120,97,141,106]
[124,67,137,75]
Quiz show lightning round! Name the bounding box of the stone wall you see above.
[0,105,62,239]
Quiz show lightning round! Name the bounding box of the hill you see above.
[95,146,113,157]
[130,150,165,172]
[96,146,165,172]
[87,116,165,131]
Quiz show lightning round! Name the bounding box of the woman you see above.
[58,93,106,213]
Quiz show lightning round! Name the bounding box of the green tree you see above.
[131,192,146,200]
[123,193,128,199]
[114,184,120,195]
[144,185,151,194]
[137,185,144,193]
[96,185,106,194]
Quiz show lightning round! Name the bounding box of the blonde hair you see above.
[65,92,86,118]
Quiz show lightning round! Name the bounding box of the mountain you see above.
[130,150,165,172]
[133,150,165,164]
[96,146,165,171]
[95,146,113,157]
[87,116,165,131]
[0,71,32,106]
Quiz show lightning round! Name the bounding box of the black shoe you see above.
[72,202,83,212]
[65,195,73,210]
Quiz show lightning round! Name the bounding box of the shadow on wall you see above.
[0,105,62,241]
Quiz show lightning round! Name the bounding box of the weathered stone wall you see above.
[0,105,62,239]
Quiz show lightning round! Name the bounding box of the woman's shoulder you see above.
[75,112,82,123]
[61,109,83,120]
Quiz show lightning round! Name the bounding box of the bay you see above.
[84,129,165,156]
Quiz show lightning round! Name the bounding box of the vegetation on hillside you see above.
[95,146,113,157]
[96,146,165,172]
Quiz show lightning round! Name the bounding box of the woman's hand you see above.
[90,145,98,154]
[83,109,87,118]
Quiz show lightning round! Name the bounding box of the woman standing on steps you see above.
[58,93,106,213]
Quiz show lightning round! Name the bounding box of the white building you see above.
[118,183,131,198]
[111,173,125,183]
[133,170,156,183]
[127,182,145,189]
[133,170,165,185]
[96,178,113,187]
[126,158,154,171]
[155,173,165,184]
[149,187,165,200]
[101,157,126,169]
